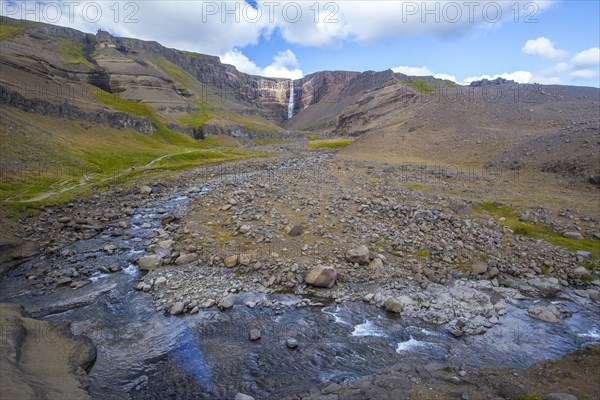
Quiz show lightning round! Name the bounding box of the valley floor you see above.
[1,144,599,399]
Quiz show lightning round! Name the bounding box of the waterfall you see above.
[287,79,294,119]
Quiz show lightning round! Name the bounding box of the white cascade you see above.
[287,79,294,119]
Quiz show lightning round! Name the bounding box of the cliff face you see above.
[1,18,404,129]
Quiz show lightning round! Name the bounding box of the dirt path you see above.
[5,149,198,203]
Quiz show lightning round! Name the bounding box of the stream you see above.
[1,180,599,399]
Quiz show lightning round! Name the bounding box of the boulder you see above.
[140,185,152,195]
[235,394,255,400]
[288,225,304,236]
[305,265,337,288]
[218,295,234,309]
[346,245,370,264]
[249,329,261,341]
[384,297,403,314]
[529,277,561,297]
[170,302,185,315]
[368,258,384,274]
[544,394,578,400]
[562,231,583,240]
[137,255,163,270]
[573,266,592,280]
[175,253,196,265]
[471,261,488,275]
[527,304,571,323]
[224,255,239,268]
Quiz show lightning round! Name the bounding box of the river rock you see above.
[368,258,384,274]
[224,255,239,268]
[140,185,152,195]
[573,266,592,280]
[346,245,370,264]
[384,297,403,314]
[218,295,234,309]
[527,304,571,323]
[249,328,261,341]
[170,302,185,315]
[137,255,163,270]
[154,276,167,286]
[471,261,488,275]
[529,277,561,297]
[305,265,337,288]
[175,253,196,265]
[235,393,255,400]
[286,338,298,349]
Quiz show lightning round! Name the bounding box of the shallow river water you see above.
[1,184,599,399]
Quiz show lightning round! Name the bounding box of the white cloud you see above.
[463,71,533,84]
[571,69,600,80]
[0,1,557,55]
[220,49,303,79]
[391,65,457,82]
[522,37,567,59]
[433,73,458,82]
[391,66,433,76]
[571,47,600,67]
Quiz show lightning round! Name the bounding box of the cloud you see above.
[522,37,567,59]
[571,47,600,67]
[571,69,600,80]
[0,1,557,55]
[391,66,433,76]
[463,71,533,84]
[220,49,303,79]
[391,65,457,82]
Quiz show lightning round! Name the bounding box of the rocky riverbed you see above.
[1,145,599,399]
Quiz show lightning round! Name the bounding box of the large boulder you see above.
[384,297,404,313]
[346,245,370,264]
[529,277,562,297]
[137,255,163,270]
[305,265,337,288]
[471,261,488,275]
[528,304,571,323]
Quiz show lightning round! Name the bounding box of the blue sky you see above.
[2,1,599,86]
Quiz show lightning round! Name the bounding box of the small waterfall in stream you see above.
[287,79,294,119]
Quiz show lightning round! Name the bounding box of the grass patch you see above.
[304,132,322,140]
[0,19,39,40]
[475,201,600,258]
[402,79,436,94]
[414,249,430,258]
[156,58,195,88]
[58,38,94,68]
[402,182,423,191]
[518,394,542,400]
[307,139,353,149]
